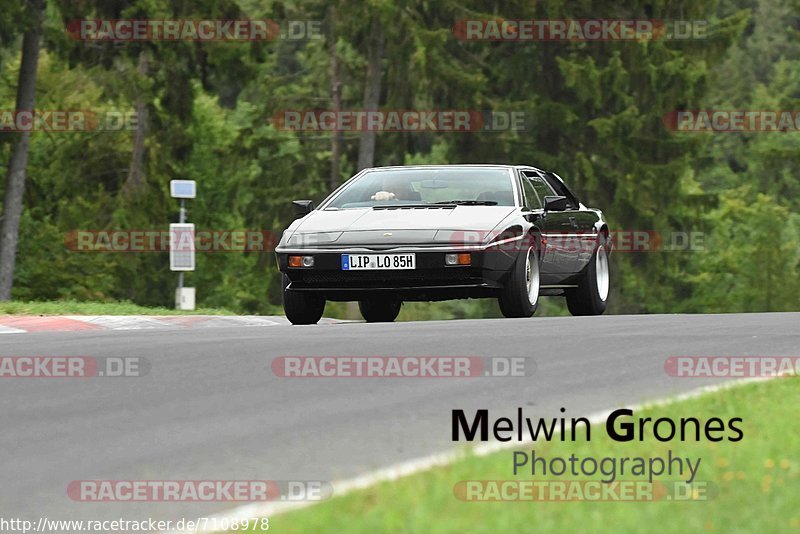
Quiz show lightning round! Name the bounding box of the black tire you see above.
[498,240,540,318]
[358,299,402,323]
[282,274,325,325]
[565,235,610,316]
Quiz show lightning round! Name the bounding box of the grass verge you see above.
[251,378,799,533]
[0,300,234,316]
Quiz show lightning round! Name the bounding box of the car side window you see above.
[543,172,580,208]
[523,172,556,206]
[520,176,541,209]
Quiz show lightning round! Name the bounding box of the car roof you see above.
[364,164,548,173]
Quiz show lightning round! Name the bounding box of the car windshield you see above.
[324,168,516,209]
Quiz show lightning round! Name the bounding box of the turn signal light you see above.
[289,255,314,268]
[445,253,471,266]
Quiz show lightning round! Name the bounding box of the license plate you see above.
[341,253,416,270]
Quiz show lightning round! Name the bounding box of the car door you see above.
[516,172,547,267]
[543,172,596,272]
[521,171,576,275]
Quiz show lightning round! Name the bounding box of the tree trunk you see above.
[0,0,45,301]
[348,17,385,320]
[329,5,344,190]
[356,18,384,171]
[122,50,149,197]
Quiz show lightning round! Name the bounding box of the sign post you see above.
[169,180,196,310]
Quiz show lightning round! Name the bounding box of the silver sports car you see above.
[275,164,611,324]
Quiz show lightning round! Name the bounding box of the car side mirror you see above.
[543,195,568,211]
[292,200,315,217]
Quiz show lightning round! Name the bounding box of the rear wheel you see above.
[498,243,539,318]
[282,274,325,325]
[358,299,402,323]
[565,237,610,316]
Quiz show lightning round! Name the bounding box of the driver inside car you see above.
[371,177,420,201]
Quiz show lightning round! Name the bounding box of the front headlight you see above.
[286,232,343,247]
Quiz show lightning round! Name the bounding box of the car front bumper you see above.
[275,245,519,301]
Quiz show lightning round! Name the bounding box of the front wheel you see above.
[282,274,325,325]
[358,299,402,323]
[498,244,539,318]
[565,238,610,316]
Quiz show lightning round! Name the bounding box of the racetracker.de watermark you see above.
[453,480,714,501]
[271,356,534,377]
[0,356,147,378]
[273,110,527,132]
[665,110,800,132]
[67,19,322,41]
[67,480,331,502]
[443,230,705,253]
[453,19,707,41]
[64,230,277,252]
[0,110,138,132]
[665,356,800,378]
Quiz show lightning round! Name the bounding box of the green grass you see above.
[0,300,234,316]
[254,379,800,533]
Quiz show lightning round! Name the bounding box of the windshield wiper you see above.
[372,203,429,209]
[432,200,498,206]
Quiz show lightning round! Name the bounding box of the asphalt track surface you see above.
[1,312,798,526]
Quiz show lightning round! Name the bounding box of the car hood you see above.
[296,206,515,233]
[286,206,517,247]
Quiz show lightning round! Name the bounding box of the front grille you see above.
[297,269,475,288]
